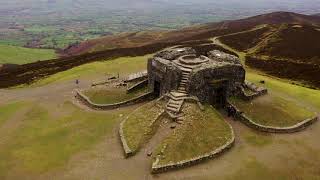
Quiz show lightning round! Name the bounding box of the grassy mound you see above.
[84,86,148,104]
[0,44,57,65]
[153,103,233,165]
[122,100,165,153]
[229,95,316,127]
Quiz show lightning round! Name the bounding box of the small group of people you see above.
[226,104,236,117]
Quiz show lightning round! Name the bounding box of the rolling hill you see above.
[218,22,320,87]
[63,11,320,56]
[1,11,320,88]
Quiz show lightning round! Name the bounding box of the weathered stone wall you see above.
[124,70,148,83]
[154,47,196,60]
[75,90,155,110]
[237,81,268,101]
[227,101,318,133]
[126,79,148,93]
[148,57,181,96]
[189,64,245,102]
[119,120,134,157]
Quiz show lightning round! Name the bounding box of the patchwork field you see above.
[0,45,57,65]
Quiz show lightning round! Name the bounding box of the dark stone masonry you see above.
[148,47,246,108]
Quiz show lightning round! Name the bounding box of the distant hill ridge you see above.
[1,11,320,88]
[62,11,320,56]
[218,21,320,87]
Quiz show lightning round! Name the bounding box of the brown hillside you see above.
[254,24,320,63]
[218,25,272,51]
[63,12,320,56]
[246,56,320,88]
[242,24,320,88]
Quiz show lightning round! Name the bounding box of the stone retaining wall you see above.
[75,90,155,110]
[228,101,318,133]
[151,121,235,174]
[126,79,148,93]
[119,120,134,157]
[124,70,148,83]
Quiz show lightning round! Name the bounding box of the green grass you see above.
[24,54,152,87]
[243,130,273,147]
[0,101,27,128]
[230,95,315,127]
[0,101,130,177]
[122,100,164,153]
[246,72,320,110]
[84,86,149,104]
[225,157,289,180]
[153,103,232,165]
[0,44,57,64]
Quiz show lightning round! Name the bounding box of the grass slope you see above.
[247,72,320,110]
[22,54,152,87]
[230,95,315,127]
[84,86,148,104]
[153,103,232,165]
[0,45,57,64]
[0,101,130,177]
[122,100,164,153]
[0,101,27,127]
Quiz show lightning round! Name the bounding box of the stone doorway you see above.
[210,80,228,108]
[213,86,227,108]
[153,80,161,97]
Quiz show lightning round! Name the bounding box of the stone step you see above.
[167,103,179,109]
[177,90,187,94]
[170,92,187,97]
[181,79,188,83]
[166,106,179,112]
[169,100,180,105]
[179,67,192,73]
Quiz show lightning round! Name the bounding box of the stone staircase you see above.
[165,57,200,119]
